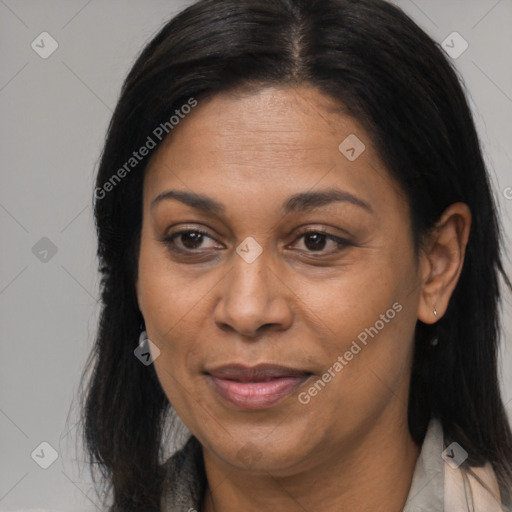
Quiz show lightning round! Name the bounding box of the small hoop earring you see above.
[138,329,148,347]
[139,321,147,347]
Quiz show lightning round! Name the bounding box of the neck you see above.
[201,414,421,512]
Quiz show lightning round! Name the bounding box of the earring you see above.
[139,321,147,347]
[431,307,439,346]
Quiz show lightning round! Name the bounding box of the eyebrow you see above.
[150,188,372,215]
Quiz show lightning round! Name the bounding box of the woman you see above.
[79,0,512,510]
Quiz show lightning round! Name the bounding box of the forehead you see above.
[143,85,403,213]
[149,86,356,168]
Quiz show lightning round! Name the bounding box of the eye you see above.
[290,229,350,254]
[162,227,351,256]
[163,229,222,253]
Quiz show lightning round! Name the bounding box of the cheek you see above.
[299,257,407,343]
[301,309,416,441]
[138,239,211,335]
[300,251,418,399]
[137,247,200,382]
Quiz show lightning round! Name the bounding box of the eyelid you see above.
[289,222,351,239]
[292,223,352,239]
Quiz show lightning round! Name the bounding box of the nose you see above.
[213,254,294,338]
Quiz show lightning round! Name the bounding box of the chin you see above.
[203,426,316,475]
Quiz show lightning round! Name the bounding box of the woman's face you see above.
[136,85,424,474]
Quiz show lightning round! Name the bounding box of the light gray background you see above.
[1,0,511,510]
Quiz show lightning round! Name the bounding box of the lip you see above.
[205,364,312,410]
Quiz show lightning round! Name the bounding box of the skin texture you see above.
[135,85,471,512]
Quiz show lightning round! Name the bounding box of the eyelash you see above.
[162,227,351,256]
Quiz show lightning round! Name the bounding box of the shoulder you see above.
[405,418,509,512]
[445,460,508,512]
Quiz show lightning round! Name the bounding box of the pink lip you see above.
[205,364,312,410]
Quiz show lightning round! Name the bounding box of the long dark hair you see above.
[77,0,512,509]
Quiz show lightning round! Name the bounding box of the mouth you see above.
[205,364,313,410]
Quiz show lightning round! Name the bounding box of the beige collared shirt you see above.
[403,419,507,511]
[161,418,509,511]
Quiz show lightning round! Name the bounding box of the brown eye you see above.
[180,231,205,249]
[291,230,350,254]
[303,233,328,251]
[164,229,222,253]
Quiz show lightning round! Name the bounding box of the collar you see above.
[402,418,444,511]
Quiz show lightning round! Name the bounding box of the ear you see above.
[417,202,472,324]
